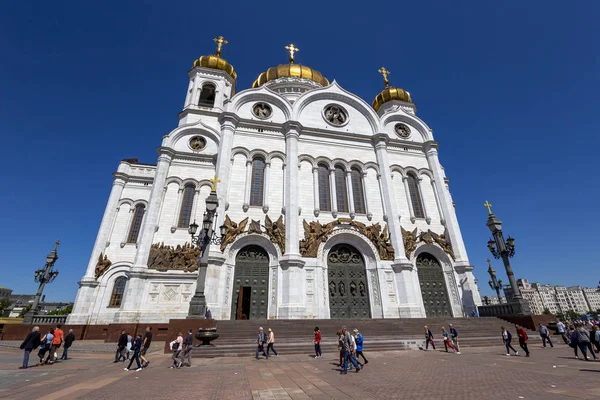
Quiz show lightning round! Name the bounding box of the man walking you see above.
[255,327,269,359]
[139,326,152,368]
[556,319,569,344]
[46,324,64,364]
[124,334,143,372]
[19,326,41,369]
[60,329,75,360]
[180,329,194,367]
[341,326,360,374]
[266,328,278,357]
[538,323,554,348]
[516,325,530,357]
[449,324,461,354]
[115,330,128,363]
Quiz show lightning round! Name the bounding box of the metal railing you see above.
[31,315,67,325]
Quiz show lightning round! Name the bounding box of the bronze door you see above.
[231,245,269,320]
[327,244,371,319]
[416,253,452,317]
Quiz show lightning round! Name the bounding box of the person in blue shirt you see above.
[441,327,458,353]
[449,324,461,354]
[37,329,54,366]
[124,334,144,371]
[353,329,368,365]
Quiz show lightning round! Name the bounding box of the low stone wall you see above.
[496,314,556,331]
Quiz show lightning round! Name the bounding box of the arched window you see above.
[407,173,425,218]
[108,277,127,308]
[126,204,145,243]
[351,168,366,214]
[318,164,331,211]
[198,83,216,107]
[250,157,266,206]
[178,184,196,228]
[335,166,349,213]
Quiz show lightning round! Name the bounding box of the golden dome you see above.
[372,86,413,111]
[193,55,237,80]
[252,64,329,88]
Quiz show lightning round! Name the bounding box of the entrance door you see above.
[416,252,452,317]
[231,245,269,320]
[327,244,371,319]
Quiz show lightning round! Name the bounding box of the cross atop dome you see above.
[285,43,299,64]
[378,67,391,87]
[213,36,228,57]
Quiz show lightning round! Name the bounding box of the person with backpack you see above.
[501,326,518,356]
[255,327,268,359]
[353,329,368,365]
[169,332,183,368]
[313,327,322,359]
[424,325,435,350]
[179,329,194,367]
[19,326,41,369]
[515,325,530,357]
[124,334,143,372]
[538,323,554,348]
[37,329,54,366]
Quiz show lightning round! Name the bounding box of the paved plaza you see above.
[0,343,599,399]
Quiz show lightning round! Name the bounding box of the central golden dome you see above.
[252,64,329,88]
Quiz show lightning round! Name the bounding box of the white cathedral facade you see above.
[68,39,481,324]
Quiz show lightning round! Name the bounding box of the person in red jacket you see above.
[515,325,530,357]
[313,327,322,359]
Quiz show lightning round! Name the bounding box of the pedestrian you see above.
[353,329,368,365]
[60,329,75,360]
[313,327,322,359]
[337,330,344,367]
[124,334,143,372]
[567,324,579,359]
[37,329,54,366]
[46,324,64,364]
[19,326,41,369]
[501,326,518,356]
[114,330,128,363]
[574,323,597,361]
[139,326,152,368]
[538,323,553,348]
[255,327,268,359]
[340,326,360,374]
[515,325,530,357]
[424,325,435,350]
[441,327,457,353]
[180,329,194,367]
[266,328,278,357]
[556,319,569,344]
[126,333,133,360]
[169,332,183,368]
[590,325,600,352]
[449,324,461,354]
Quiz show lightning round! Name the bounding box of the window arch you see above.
[351,168,366,214]
[198,83,216,107]
[108,277,127,308]
[178,184,196,228]
[126,204,145,243]
[250,157,266,206]
[334,166,349,213]
[318,164,331,211]
[407,173,425,218]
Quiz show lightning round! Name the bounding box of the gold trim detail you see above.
[252,64,329,88]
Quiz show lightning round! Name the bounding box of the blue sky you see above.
[1,1,598,302]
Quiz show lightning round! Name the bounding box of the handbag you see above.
[173,342,180,350]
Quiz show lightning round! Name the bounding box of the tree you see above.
[555,312,566,321]
[0,298,12,316]
[542,308,551,315]
[18,305,32,318]
[48,304,73,315]
[565,310,580,321]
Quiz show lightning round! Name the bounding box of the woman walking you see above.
[37,329,54,366]
[441,327,457,353]
[574,324,597,361]
[501,326,518,356]
[313,327,322,359]
[515,325,530,357]
[567,324,579,359]
[590,325,600,352]
[424,326,435,350]
[169,332,184,368]
[337,330,344,367]
[353,329,368,365]
[266,328,278,357]
[125,334,144,372]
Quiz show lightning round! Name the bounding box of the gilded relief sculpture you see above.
[300,219,339,257]
[147,242,200,272]
[411,228,456,261]
[220,215,249,252]
[94,253,112,279]
[264,215,285,254]
[401,227,418,259]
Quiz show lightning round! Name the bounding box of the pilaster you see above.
[282,121,302,256]
[215,113,240,229]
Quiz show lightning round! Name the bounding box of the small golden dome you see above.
[193,55,237,80]
[372,86,413,111]
[252,64,329,88]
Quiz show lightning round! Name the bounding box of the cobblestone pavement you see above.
[0,343,599,399]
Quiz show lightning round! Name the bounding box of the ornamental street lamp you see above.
[187,177,226,319]
[484,201,530,315]
[23,241,60,324]
[487,258,503,304]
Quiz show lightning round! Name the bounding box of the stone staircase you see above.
[177,317,528,357]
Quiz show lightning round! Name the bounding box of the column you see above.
[377,174,387,219]
[262,161,271,213]
[345,170,355,217]
[215,113,240,229]
[430,179,445,225]
[402,177,416,223]
[242,160,252,212]
[191,187,201,220]
[171,187,184,232]
[361,172,372,220]
[312,166,320,217]
[329,169,338,217]
[417,178,431,224]
[183,78,194,108]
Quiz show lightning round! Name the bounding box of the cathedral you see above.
[68,37,481,324]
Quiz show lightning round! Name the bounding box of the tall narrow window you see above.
[407,174,425,218]
[127,204,145,243]
[351,168,366,214]
[108,277,127,308]
[318,164,331,211]
[250,157,266,206]
[335,166,349,213]
[198,83,216,107]
[178,184,196,228]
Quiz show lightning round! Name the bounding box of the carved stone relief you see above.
[95,253,112,279]
[323,104,348,126]
[221,215,249,252]
[394,123,411,138]
[264,215,285,254]
[252,102,272,119]
[147,242,200,272]
[221,215,285,254]
[402,227,456,261]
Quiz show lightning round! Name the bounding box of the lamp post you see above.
[23,241,60,324]
[484,201,530,315]
[187,178,226,319]
[487,258,503,304]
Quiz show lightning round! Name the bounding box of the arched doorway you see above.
[231,245,269,320]
[327,244,371,319]
[416,252,452,317]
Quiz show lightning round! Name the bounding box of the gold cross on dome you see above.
[209,175,221,191]
[378,67,391,87]
[285,43,299,64]
[213,36,228,57]
[484,200,493,215]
